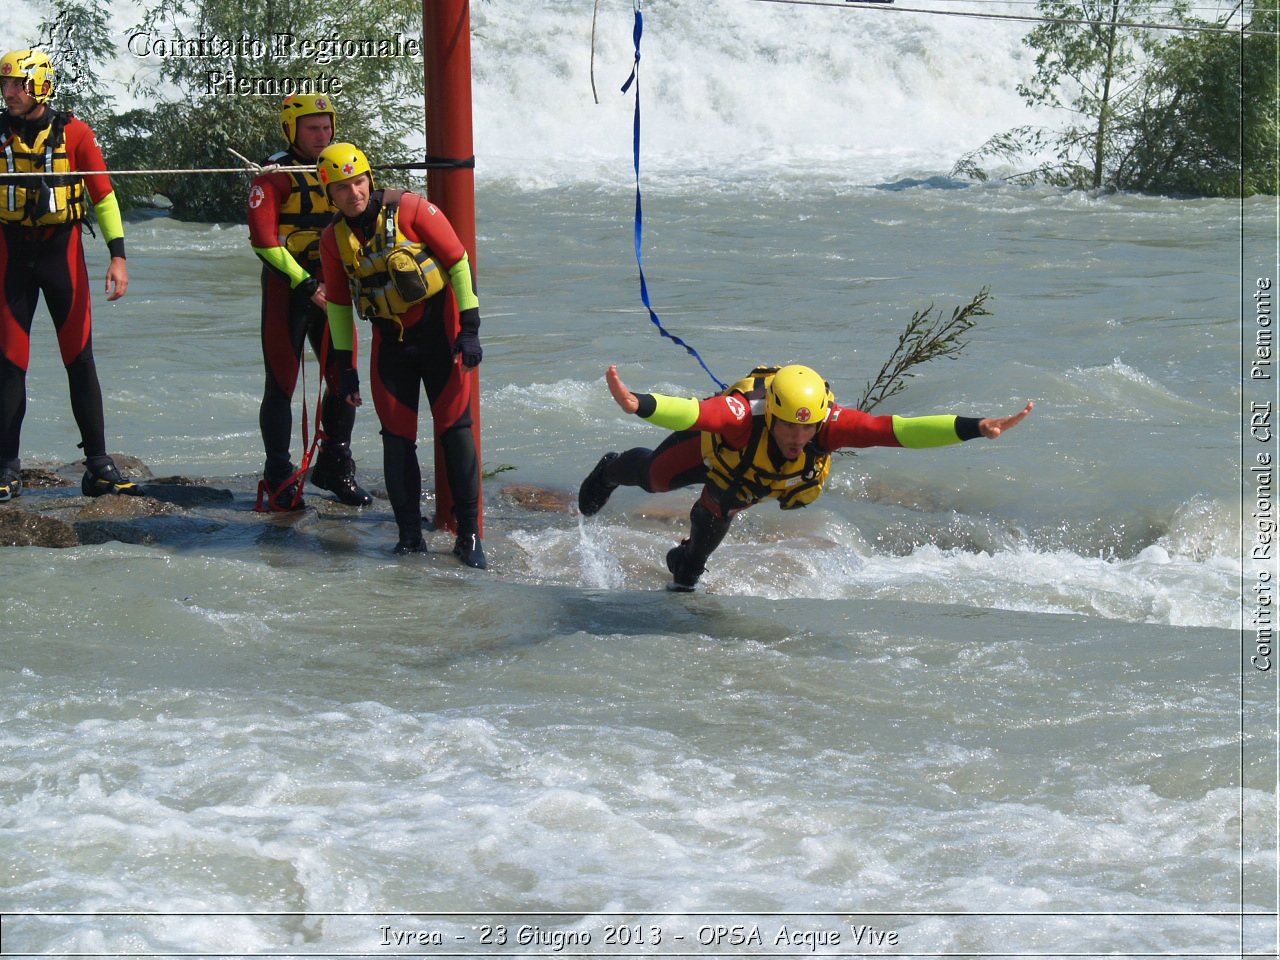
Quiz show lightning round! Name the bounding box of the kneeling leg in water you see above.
[667,494,733,591]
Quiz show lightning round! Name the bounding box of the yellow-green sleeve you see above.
[640,393,701,431]
[92,192,125,245]
[891,415,964,448]
[253,244,311,288]
[327,302,356,352]
[448,254,479,312]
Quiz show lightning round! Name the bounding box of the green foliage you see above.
[110,0,425,221]
[32,0,118,122]
[1137,7,1277,196]
[1015,0,1169,188]
[856,288,991,413]
[1240,7,1280,195]
[953,3,1277,197]
[1105,6,1276,196]
[20,0,427,221]
[952,127,1063,185]
[102,99,274,216]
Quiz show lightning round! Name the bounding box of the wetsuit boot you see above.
[81,456,145,498]
[310,443,373,506]
[258,462,305,511]
[441,423,486,569]
[666,499,732,591]
[578,452,620,516]
[0,464,20,502]
[384,433,426,554]
[452,532,486,569]
[393,519,427,554]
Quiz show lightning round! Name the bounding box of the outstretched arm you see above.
[605,364,753,438]
[979,401,1034,438]
[829,400,1036,450]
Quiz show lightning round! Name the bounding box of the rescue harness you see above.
[332,190,446,337]
[267,149,333,268]
[0,111,86,228]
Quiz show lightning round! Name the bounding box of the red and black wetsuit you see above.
[0,109,124,475]
[596,385,984,586]
[607,395,966,504]
[319,190,481,542]
[246,150,355,488]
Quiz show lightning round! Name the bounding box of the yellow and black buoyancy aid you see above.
[333,191,446,330]
[0,111,85,227]
[701,367,833,510]
[268,150,333,268]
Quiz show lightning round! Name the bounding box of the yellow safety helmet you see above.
[767,365,832,425]
[280,93,336,146]
[316,142,373,191]
[0,49,55,103]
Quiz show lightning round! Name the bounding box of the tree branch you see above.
[855,288,991,412]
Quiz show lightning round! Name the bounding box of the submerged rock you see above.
[0,457,577,551]
[0,456,235,549]
[0,508,79,548]
[497,482,574,513]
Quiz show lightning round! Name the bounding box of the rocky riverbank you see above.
[0,456,576,549]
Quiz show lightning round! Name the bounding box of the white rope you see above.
[0,148,280,178]
[1,167,252,176]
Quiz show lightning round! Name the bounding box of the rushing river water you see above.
[1,1,1275,957]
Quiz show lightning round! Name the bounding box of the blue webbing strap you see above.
[621,4,727,391]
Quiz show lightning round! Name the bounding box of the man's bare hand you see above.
[979,401,1034,438]
[105,257,128,301]
[606,364,640,414]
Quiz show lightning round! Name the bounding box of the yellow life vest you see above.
[332,191,447,334]
[0,112,86,227]
[700,366,832,510]
[267,150,334,268]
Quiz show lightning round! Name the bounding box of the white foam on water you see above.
[0,3,1261,953]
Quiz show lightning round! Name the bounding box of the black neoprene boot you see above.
[0,467,21,502]
[258,463,305,511]
[452,532,487,569]
[310,446,373,506]
[665,542,704,592]
[665,499,732,591]
[578,452,619,516]
[82,458,144,498]
[394,522,427,554]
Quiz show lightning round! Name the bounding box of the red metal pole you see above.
[422,0,483,536]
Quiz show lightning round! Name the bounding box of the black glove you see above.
[453,308,483,367]
[339,366,360,402]
[295,275,320,300]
